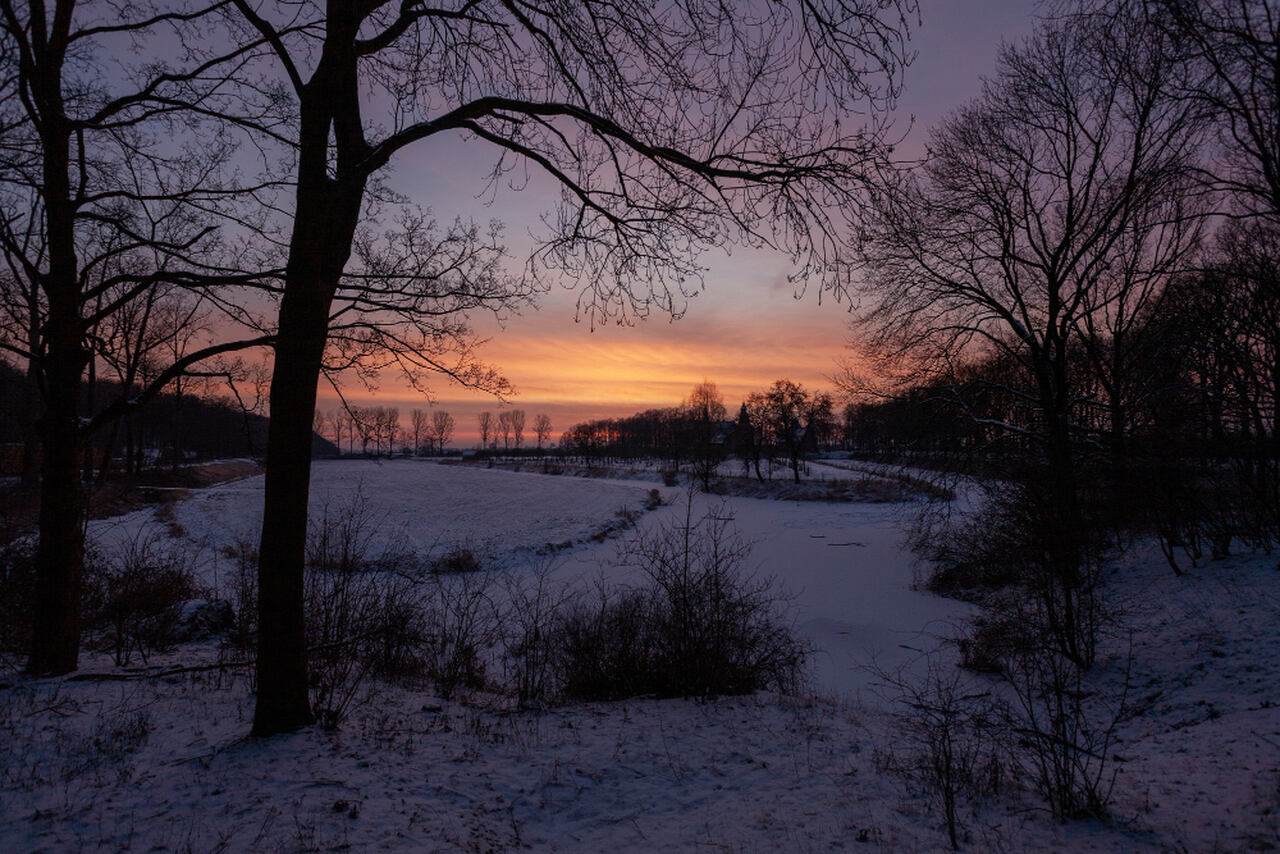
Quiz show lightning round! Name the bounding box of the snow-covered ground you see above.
[86,459,676,574]
[85,459,965,701]
[2,460,1277,851]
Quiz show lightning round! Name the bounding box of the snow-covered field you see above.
[86,459,679,573]
[2,460,1278,851]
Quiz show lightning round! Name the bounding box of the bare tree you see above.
[155,296,219,470]
[859,7,1204,665]
[354,407,375,456]
[0,1,274,674]
[1175,220,1280,549]
[382,406,400,455]
[478,410,494,451]
[431,410,455,454]
[0,207,44,487]
[509,409,525,453]
[686,382,727,424]
[749,379,819,484]
[91,285,177,479]
[1156,0,1280,221]
[533,413,553,452]
[410,408,429,455]
[366,407,381,455]
[496,410,513,454]
[740,396,766,479]
[231,0,915,734]
[329,408,348,455]
[312,407,326,452]
[1076,178,1205,488]
[328,409,344,455]
[685,381,727,489]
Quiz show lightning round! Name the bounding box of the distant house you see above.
[709,419,739,447]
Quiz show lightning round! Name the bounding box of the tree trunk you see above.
[171,380,184,471]
[127,413,140,475]
[28,338,86,674]
[20,363,41,489]
[1108,397,1128,530]
[96,419,119,483]
[1039,352,1090,668]
[251,299,324,735]
[28,228,88,673]
[251,64,366,730]
[27,54,87,674]
[82,355,96,481]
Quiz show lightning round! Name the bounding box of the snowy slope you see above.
[2,460,1276,852]
[86,459,674,581]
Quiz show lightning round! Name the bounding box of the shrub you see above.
[431,547,483,575]
[954,589,1044,675]
[916,477,1107,669]
[952,587,1126,822]
[364,574,430,680]
[498,563,576,704]
[0,540,37,654]
[306,486,390,574]
[998,636,1126,821]
[912,484,1037,597]
[554,581,659,701]
[586,506,642,543]
[305,565,438,728]
[220,539,259,653]
[305,565,380,729]
[85,532,199,666]
[308,496,499,711]
[555,502,808,701]
[420,569,497,699]
[302,490,426,726]
[873,656,1002,850]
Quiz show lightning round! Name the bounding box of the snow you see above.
[87,459,677,575]
[3,459,1278,851]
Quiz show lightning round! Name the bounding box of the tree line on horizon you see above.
[559,379,837,486]
[312,406,555,456]
[1,0,1276,744]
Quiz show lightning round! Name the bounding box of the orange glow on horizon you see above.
[312,241,871,444]
[315,309,858,443]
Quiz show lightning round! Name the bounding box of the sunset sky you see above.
[319,1,1040,444]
